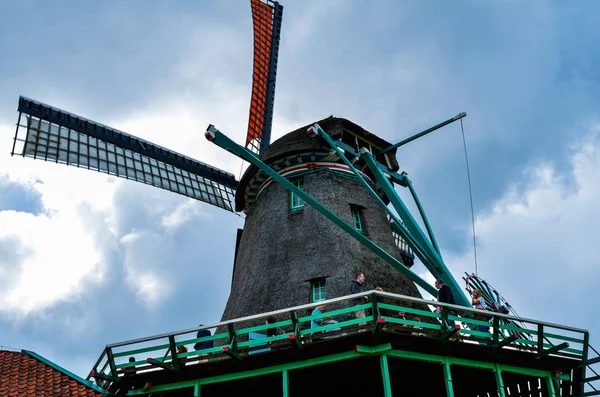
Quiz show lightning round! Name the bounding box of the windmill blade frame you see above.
[12,96,238,212]
[246,0,283,156]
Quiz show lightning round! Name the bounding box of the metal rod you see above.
[378,112,467,155]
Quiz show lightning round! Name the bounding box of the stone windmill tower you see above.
[221,116,420,320]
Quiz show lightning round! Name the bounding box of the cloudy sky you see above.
[1,0,599,376]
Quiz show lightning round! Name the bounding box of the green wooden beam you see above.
[380,354,393,397]
[493,364,507,397]
[128,346,570,396]
[361,150,469,307]
[372,318,386,339]
[282,369,289,397]
[494,334,519,349]
[355,343,393,355]
[536,342,570,359]
[205,125,438,296]
[443,359,454,397]
[146,358,176,371]
[377,112,466,155]
[405,177,441,255]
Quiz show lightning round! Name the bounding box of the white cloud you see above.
[446,123,600,335]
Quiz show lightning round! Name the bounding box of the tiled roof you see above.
[0,350,106,397]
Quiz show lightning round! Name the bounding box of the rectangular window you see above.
[290,178,305,212]
[351,205,365,233]
[311,279,326,303]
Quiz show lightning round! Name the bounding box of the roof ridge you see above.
[22,350,110,395]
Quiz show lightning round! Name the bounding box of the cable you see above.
[460,118,478,276]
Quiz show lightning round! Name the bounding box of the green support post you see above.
[380,354,393,397]
[106,348,118,380]
[169,335,179,371]
[493,316,500,344]
[443,360,454,397]
[205,125,438,296]
[545,371,557,397]
[289,311,302,349]
[360,150,469,307]
[194,382,200,397]
[224,323,241,360]
[581,331,590,395]
[538,324,544,354]
[494,364,507,397]
[282,369,289,397]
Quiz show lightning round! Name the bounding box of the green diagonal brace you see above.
[312,124,441,270]
[360,150,469,307]
[205,125,438,296]
[405,177,441,255]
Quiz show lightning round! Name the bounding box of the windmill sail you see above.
[246,0,283,156]
[12,97,238,211]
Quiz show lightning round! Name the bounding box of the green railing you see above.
[87,290,589,392]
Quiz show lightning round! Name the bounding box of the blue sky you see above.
[1,0,599,376]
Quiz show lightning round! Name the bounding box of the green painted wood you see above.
[546,371,557,397]
[494,365,507,397]
[299,316,374,335]
[282,370,289,397]
[385,316,442,331]
[378,303,442,319]
[235,320,293,335]
[238,333,290,348]
[113,343,170,358]
[380,354,393,397]
[298,303,370,322]
[176,332,228,346]
[443,360,454,397]
[127,346,573,396]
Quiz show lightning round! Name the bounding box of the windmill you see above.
[8,3,597,396]
[9,0,485,317]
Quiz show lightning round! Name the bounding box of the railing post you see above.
[168,335,179,371]
[380,354,393,397]
[537,324,544,355]
[194,380,200,397]
[105,347,117,379]
[441,307,449,331]
[580,331,590,395]
[493,316,500,345]
[372,292,379,321]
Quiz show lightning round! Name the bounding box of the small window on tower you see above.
[289,177,305,213]
[311,279,326,303]
[350,205,365,234]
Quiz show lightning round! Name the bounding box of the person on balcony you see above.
[435,279,456,328]
[472,289,491,334]
[265,316,285,338]
[176,345,188,367]
[311,304,326,333]
[350,272,368,320]
[194,325,214,351]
